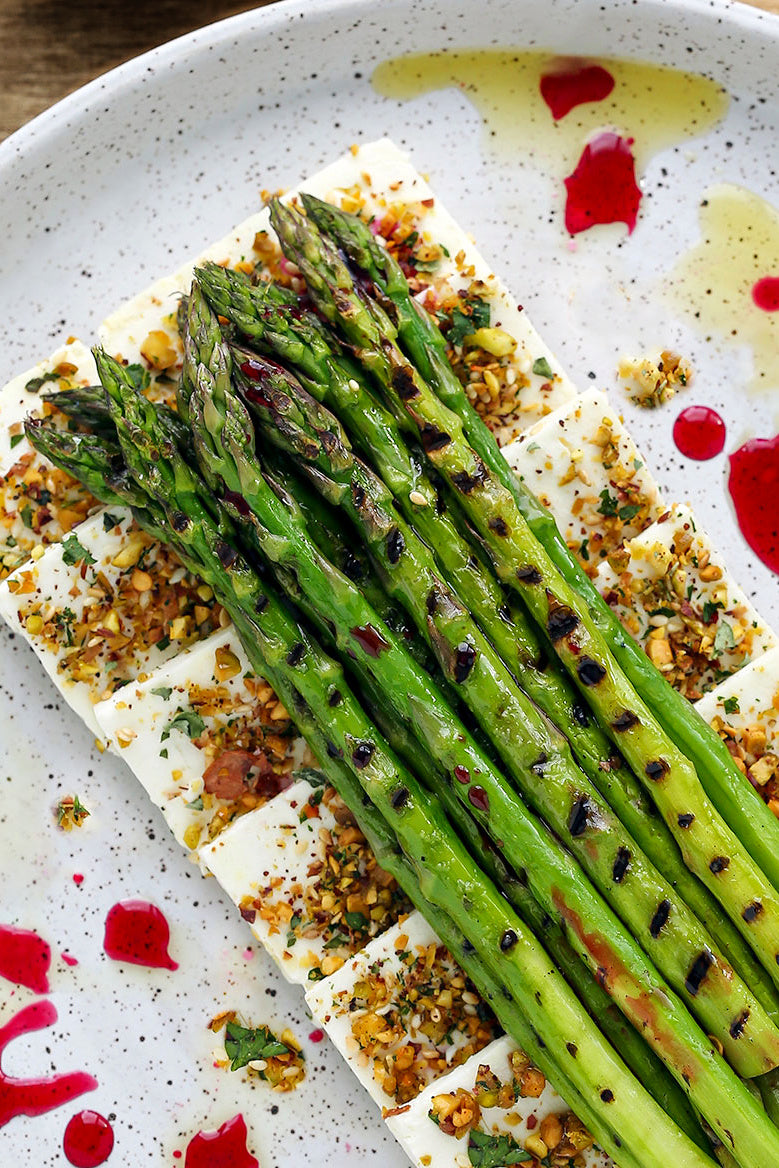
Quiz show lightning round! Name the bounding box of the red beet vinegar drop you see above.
[63,1110,114,1167]
[0,924,51,993]
[564,132,642,235]
[752,276,779,312]
[673,406,726,461]
[185,1114,258,1168]
[540,62,615,120]
[728,435,779,574]
[103,901,178,970]
[0,1001,97,1128]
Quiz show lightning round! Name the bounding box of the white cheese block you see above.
[386,1034,611,1168]
[200,777,404,986]
[94,626,307,856]
[596,503,777,698]
[0,508,199,736]
[306,911,497,1111]
[99,138,576,428]
[503,388,664,574]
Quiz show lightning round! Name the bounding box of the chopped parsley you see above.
[61,533,96,567]
[24,370,61,394]
[151,685,173,700]
[467,1128,533,1165]
[448,298,491,347]
[617,503,642,521]
[723,696,740,715]
[102,512,123,532]
[597,488,619,518]
[53,606,77,647]
[9,433,24,450]
[531,356,554,380]
[124,363,151,393]
[713,621,736,657]
[185,796,204,811]
[702,600,721,625]
[224,1022,292,1072]
[161,708,206,742]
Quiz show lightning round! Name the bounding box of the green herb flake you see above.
[702,600,721,625]
[713,621,736,657]
[185,796,204,811]
[597,489,619,518]
[61,533,96,567]
[9,433,24,450]
[448,299,491,347]
[617,503,642,521]
[466,1128,533,1166]
[102,512,123,532]
[124,364,151,393]
[161,708,206,742]
[723,696,740,715]
[531,356,554,380]
[24,370,61,394]
[20,503,34,529]
[151,686,173,700]
[579,539,590,562]
[344,910,369,933]
[224,1022,292,1072]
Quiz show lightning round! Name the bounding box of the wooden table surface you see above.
[0,0,776,141]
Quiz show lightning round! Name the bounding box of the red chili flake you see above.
[308,1029,325,1043]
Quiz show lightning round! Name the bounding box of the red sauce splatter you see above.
[540,63,615,120]
[350,624,390,657]
[185,1114,258,1168]
[308,1029,325,1043]
[564,132,642,235]
[0,925,50,993]
[728,435,779,574]
[752,276,779,312]
[63,1110,114,1167]
[73,874,84,885]
[61,953,79,968]
[0,1001,97,1127]
[103,901,178,970]
[672,406,726,461]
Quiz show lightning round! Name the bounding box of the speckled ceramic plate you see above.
[1,0,778,1164]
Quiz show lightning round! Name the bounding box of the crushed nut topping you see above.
[429,1049,594,1164]
[601,514,762,700]
[710,688,779,818]
[239,785,410,979]
[55,794,90,831]
[10,521,224,701]
[334,935,499,1108]
[618,350,692,409]
[209,1011,306,1091]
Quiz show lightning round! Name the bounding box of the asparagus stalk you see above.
[28,364,716,1168]
[272,198,779,989]
[195,262,779,1020]
[302,192,779,911]
[224,329,779,1080]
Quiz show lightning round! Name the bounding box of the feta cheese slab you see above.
[200,778,410,985]
[305,911,500,1111]
[695,645,779,801]
[0,508,221,736]
[503,389,664,576]
[386,1034,611,1168]
[99,139,575,434]
[596,503,777,701]
[94,626,304,856]
[1,341,99,577]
